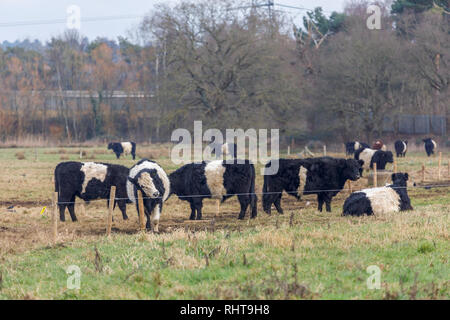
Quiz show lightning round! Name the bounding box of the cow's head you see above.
[391,172,408,187]
[128,169,162,199]
[107,142,114,150]
[341,158,363,181]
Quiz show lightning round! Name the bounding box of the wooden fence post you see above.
[373,163,377,187]
[438,152,442,181]
[106,186,116,236]
[421,163,425,183]
[323,145,327,156]
[347,180,352,193]
[287,145,290,155]
[216,200,220,218]
[137,190,146,231]
[52,192,58,244]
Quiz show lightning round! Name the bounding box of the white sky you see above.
[0,0,348,43]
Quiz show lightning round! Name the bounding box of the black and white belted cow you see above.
[54,161,130,222]
[108,141,136,160]
[126,159,170,232]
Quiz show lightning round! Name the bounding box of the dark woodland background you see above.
[0,0,448,147]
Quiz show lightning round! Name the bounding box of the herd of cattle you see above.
[53,138,438,231]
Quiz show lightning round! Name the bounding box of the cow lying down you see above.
[343,173,413,216]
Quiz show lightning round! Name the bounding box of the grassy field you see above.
[0,145,449,299]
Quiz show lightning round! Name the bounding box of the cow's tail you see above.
[250,163,257,217]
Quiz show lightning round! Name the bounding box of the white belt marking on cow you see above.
[121,142,132,155]
[402,141,407,152]
[360,186,400,215]
[205,160,226,199]
[359,148,376,170]
[431,140,436,149]
[81,162,107,193]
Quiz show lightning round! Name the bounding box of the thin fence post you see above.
[106,186,116,236]
[216,199,220,218]
[421,163,425,183]
[347,180,352,193]
[137,190,146,231]
[287,145,290,155]
[438,152,442,181]
[52,192,58,244]
[323,145,327,156]
[373,163,377,187]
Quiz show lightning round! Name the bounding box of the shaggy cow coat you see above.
[301,157,364,212]
[355,148,393,170]
[127,159,170,231]
[169,159,257,220]
[262,159,306,214]
[343,173,413,216]
[394,140,408,157]
[54,161,130,222]
[108,141,136,159]
[423,138,436,157]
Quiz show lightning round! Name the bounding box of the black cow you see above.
[54,161,130,222]
[107,141,136,159]
[423,138,436,157]
[301,157,364,212]
[355,148,394,170]
[345,141,370,155]
[394,140,408,157]
[262,159,305,214]
[169,159,257,220]
[126,159,170,232]
[343,173,413,216]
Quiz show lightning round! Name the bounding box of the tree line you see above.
[0,0,448,145]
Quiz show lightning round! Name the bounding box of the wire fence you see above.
[5,183,449,209]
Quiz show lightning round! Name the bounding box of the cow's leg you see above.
[144,207,151,230]
[117,200,128,220]
[317,194,324,212]
[189,201,196,220]
[194,199,203,220]
[150,203,161,233]
[115,152,120,159]
[324,194,332,212]
[67,195,77,222]
[58,203,66,222]
[237,195,250,220]
[274,194,284,214]
[132,152,136,160]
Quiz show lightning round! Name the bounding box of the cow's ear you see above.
[358,159,364,167]
[391,173,397,181]
[404,173,409,181]
[128,176,139,186]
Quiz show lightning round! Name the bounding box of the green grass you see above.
[0,200,448,300]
